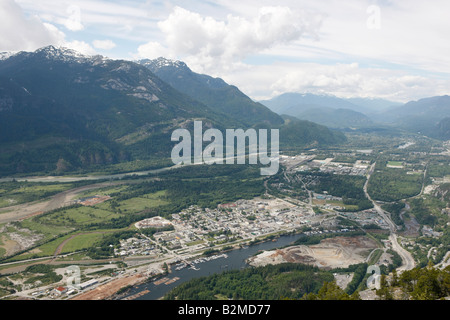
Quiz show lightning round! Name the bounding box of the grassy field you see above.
[10,230,119,261]
[0,220,74,260]
[0,220,71,260]
[313,199,359,211]
[368,248,384,265]
[96,190,168,214]
[77,185,130,199]
[387,161,403,167]
[59,232,110,254]
[186,240,205,247]
[115,196,167,214]
[1,189,169,263]
[17,238,63,259]
[36,206,123,228]
[19,220,73,239]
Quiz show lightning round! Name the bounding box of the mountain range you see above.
[259,92,401,129]
[0,46,346,176]
[377,95,450,138]
[138,58,284,127]
[261,92,450,140]
[1,46,447,177]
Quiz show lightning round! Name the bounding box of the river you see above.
[0,165,183,183]
[0,154,266,183]
[120,234,304,300]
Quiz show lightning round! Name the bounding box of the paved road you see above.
[282,157,315,213]
[389,233,415,271]
[364,163,416,272]
[364,163,399,232]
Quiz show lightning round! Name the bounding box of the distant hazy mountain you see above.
[260,93,375,128]
[260,92,358,113]
[436,117,450,140]
[378,95,450,138]
[138,57,284,127]
[266,93,450,139]
[296,107,373,128]
[261,92,401,112]
[346,97,402,113]
[385,95,450,120]
[279,117,347,149]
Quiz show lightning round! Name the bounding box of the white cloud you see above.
[136,41,170,59]
[131,2,450,102]
[223,61,450,103]
[64,40,96,55]
[137,6,323,72]
[0,0,97,56]
[0,0,64,51]
[9,0,450,102]
[16,0,161,42]
[92,39,116,50]
[62,4,84,31]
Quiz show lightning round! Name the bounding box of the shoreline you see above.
[108,232,305,301]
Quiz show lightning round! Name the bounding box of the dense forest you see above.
[368,167,423,202]
[376,264,450,300]
[295,172,373,211]
[302,281,360,300]
[163,258,448,301]
[381,202,406,228]
[164,263,334,300]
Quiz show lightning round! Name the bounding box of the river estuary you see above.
[120,234,304,300]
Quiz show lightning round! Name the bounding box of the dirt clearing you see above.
[247,236,379,270]
[71,274,144,300]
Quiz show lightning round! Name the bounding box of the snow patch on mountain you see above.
[0,52,17,60]
[138,57,188,70]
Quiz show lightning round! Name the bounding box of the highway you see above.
[364,163,415,272]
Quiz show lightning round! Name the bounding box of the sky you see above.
[1,0,450,103]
